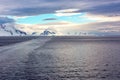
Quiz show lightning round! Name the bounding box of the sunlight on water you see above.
[0,37,120,80]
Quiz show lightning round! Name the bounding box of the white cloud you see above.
[55,13,81,17]
[55,9,79,13]
[12,16,30,20]
[82,14,120,22]
[15,21,79,35]
[15,20,120,36]
[55,8,81,16]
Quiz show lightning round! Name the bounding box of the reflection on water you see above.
[0,38,120,80]
[36,40,120,80]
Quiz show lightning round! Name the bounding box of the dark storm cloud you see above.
[81,3,120,16]
[0,17,15,24]
[43,18,57,21]
[8,7,57,16]
[0,0,119,16]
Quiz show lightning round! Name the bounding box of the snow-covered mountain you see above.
[31,29,56,36]
[31,32,39,36]
[40,29,56,36]
[0,24,56,36]
[0,24,27,36]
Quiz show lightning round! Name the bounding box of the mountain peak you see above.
[0,24,27,36]
[40,29,56,36]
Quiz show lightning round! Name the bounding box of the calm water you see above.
[37,39,120,80]
[0,37,120,80]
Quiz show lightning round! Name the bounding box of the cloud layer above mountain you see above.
[0,0,120,36]
[0,17,15,24]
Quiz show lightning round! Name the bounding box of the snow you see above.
[0,24,56,36]
[0,24,27,36]
[0,29,11,36]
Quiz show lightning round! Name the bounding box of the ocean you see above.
[0,36,120,80]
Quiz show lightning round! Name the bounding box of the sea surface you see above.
[0,36,120,80]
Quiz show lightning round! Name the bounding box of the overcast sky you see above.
[0,0,120,36]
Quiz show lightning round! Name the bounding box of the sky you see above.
[0,0,120,36]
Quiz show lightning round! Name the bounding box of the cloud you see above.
[81,14,120,22]
[55,9,81,16]
[15,20,120,36]
[81,3,120,16]
[55,13,81,17]
[43,18,57,21]
[0,17,15,24]
[15,21,76,33]
[55,9,80,13]
[0,0,119,16]
[75,21,120,33]
[0,0,119,36]
[16,23,63,35]
[7,7,58,16]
